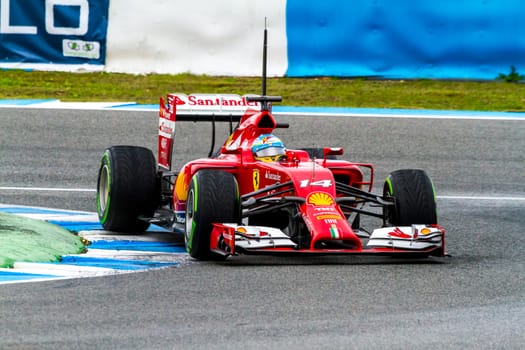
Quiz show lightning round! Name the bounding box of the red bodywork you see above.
[158,93,445,258]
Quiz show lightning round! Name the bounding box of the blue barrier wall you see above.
[286,0,525,79]
[2,0,524,79]
[0,0,108,65]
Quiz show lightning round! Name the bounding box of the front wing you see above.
[210,224,446,258]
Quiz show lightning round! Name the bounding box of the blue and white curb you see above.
[0,99,524,120]
[0,204,189,285]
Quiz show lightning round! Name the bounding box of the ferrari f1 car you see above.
[96,92,445,260]
[96,29,445,261]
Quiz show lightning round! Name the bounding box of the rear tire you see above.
[185,170,240,260]
[383,169,437,226]
[97,146,159,232]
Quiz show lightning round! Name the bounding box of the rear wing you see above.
[161,93,263,121]
[158,93,263,170]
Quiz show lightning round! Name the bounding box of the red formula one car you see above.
[96,91,445,260]
[96,28,445,261]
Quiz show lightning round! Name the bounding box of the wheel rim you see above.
[98,164,110,213]
[185,189,195,247]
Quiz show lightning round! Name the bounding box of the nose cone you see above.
[303,193,362,250]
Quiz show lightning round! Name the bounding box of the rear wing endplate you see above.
[157,93,262,170]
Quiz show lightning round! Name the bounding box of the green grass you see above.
[1,69,524,111]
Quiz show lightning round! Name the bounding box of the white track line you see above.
[1,101,524,120]
[274,111,525,121]
[0,186,96,192]
[438,195,525,201]
[1,186,524,202]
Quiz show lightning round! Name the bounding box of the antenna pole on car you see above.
[246,18,282,111]
[262,17,268,97]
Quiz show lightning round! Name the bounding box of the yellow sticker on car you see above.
[253,169,260,191]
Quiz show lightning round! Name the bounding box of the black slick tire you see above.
[383,169,437,226]
[185,170,240,260]
[96,145,159,232]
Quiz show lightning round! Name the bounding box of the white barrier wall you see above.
[104,0,288,76]
[2,1,522,79]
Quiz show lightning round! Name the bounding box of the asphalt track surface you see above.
[0,108,524,349]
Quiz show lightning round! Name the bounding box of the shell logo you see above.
[420,227,432,235]
[307,192,334,206]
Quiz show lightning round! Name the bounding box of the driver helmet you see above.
[252,134,286,162]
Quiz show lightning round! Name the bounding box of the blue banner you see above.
[286,0,525,79]
[0,0,108,65]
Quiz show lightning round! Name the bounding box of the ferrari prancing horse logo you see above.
[253,169,260,191]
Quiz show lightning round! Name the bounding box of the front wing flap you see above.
[366,225,444,251]
[210,224,296,256]
[210,223,445,257]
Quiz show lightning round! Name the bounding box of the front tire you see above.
[185,170,240,260]
[97,146,159,232]
[383,169,437,226]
